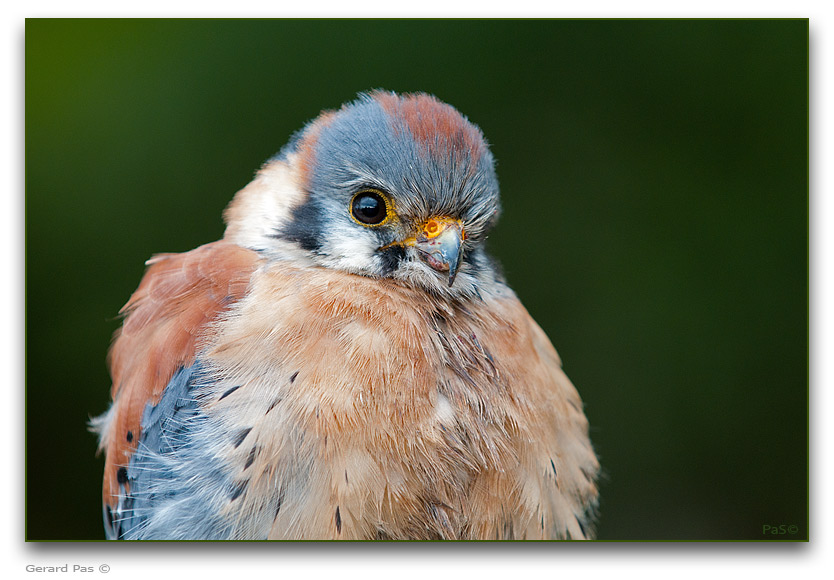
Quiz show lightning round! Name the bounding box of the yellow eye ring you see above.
[350,189,395,227]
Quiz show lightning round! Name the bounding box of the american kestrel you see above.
[92,91,599,540]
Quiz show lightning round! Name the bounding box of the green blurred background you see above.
[25,19,808,541]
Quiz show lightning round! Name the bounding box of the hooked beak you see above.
[412,217,465,287]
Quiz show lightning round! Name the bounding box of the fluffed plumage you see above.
[93,91,599,540]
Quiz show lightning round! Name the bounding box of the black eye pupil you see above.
[352,192,387,225]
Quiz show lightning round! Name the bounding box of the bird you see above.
[92,90,599,540]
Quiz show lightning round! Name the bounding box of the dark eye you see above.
[351,191,389,226]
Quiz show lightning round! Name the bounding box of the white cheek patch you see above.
[316,219,381,274]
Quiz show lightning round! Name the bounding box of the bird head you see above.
[224,91,503,297]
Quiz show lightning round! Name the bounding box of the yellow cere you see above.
[422,217,463,240]
[377,216,464,251]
